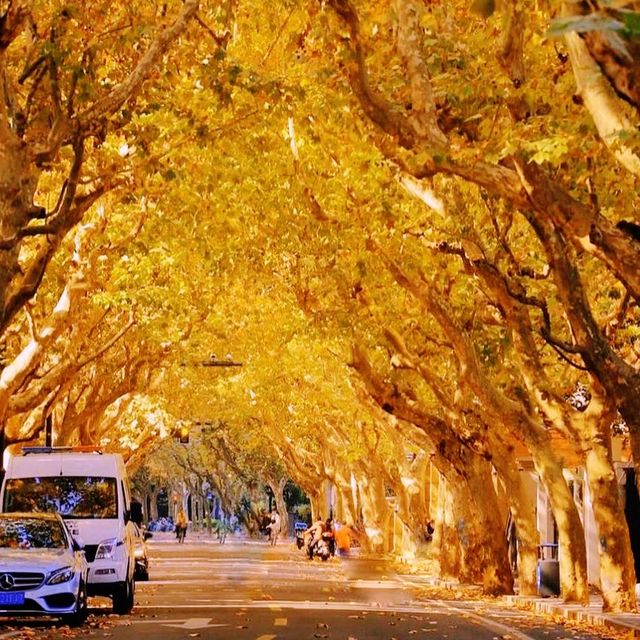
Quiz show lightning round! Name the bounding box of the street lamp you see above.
[181,354,243,368]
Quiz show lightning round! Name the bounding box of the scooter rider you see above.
[305,516,325,557]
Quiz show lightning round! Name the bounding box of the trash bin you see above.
[536,543,560,597]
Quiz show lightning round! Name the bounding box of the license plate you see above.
[0,592,25,606]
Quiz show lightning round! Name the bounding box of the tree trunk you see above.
[492,456,539,595]
[357,471,391,553]
[532,446,589,603]
[268,477,289,538]
[334,467,359,526]
[308,488,324,522]
[448,460,514,595]
[437,478,461,579]
[584,436,636,611]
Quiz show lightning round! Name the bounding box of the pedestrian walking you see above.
[266,509,281,546]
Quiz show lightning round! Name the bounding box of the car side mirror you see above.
[143,531,153,541]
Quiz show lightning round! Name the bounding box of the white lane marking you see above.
[137,578,340,586]
[274,617,287,626]
[132,600,441,614]
[431,601,537,640]
[351,579,403,589]
[269,605,282,611]
[133,618,229,630]
[256,636,277,640]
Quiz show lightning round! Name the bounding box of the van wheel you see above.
[112,577,134,614]
[62,582,88,626]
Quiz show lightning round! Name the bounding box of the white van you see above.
[0,447,136,614]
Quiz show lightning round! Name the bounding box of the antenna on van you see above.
[21,446,103,455]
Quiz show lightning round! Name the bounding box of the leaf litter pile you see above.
[0,612,119,640]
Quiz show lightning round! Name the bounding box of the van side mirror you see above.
[143,531,153,541]
[130,500,143,526]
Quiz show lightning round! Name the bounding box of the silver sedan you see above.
[0,512,88,625]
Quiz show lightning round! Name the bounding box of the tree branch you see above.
[76,0,200,130]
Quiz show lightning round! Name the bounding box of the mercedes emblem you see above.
[0,573,15,590]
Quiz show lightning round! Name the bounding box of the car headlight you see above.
[96,537,118,560]
[47,566,75,585]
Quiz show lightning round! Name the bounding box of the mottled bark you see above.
[497,0,525,85]
[530,442,589,602]
[450,459,513,594]
[267,476,289,537]
[584,434,636,611]
[356,470,392,553]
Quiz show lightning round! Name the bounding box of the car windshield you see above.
[0,518,67,549]
[3,477,118,519]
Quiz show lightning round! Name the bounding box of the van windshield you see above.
[2,477,118,519]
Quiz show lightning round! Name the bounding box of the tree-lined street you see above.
[2,0,640,624]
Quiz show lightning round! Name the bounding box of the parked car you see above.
[0,512,88,625]
[132,524,152,581]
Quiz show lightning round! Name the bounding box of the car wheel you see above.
[112,577,135,614]
[62,581,88,627]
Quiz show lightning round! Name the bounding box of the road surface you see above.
[0,533,618,639]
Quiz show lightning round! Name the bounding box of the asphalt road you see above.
[0,533,621,639]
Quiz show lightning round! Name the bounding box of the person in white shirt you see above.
[266,509,281,545]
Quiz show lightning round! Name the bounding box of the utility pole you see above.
[44,414,53,447]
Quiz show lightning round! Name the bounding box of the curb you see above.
[504,595,640,637]
[398,574,640,637]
